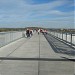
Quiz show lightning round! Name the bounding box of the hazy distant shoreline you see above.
[0,28,75,32]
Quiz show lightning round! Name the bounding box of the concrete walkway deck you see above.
[0,33,74,75]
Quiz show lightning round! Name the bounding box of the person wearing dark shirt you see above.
[26,29,30,37]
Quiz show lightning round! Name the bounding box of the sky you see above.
[0,0,74,28]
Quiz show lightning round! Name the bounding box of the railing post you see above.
[71,34,72,44]
[57,33,58,37]
[62,32,63,40]
[54,32,55,36]
[66,33,67,41]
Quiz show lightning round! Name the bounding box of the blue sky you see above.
[0,0,74,28]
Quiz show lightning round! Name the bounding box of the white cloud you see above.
[0,0,74,28]
[0,0,66,13]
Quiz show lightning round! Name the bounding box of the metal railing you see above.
[0,31,23,47]
[48,30,75,48]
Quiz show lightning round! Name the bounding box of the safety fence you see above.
[0,31,24,47]
[48,30,75,45]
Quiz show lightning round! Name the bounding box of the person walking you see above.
[26,29,30,38]
[38,29,40,35]
[30,29,33,37]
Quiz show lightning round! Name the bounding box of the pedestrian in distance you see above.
[38,29,40,35]
[30,29,33,37]
[26,29,30,38]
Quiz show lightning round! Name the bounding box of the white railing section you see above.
[0,31,23,47]
[48,31,75,45]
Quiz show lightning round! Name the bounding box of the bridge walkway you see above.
[0,33,74,75]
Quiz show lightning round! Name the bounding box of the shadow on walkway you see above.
[0,57,74,61]
[44,33,75,56]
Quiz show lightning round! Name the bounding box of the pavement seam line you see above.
[0,38,31,63]
[6,38,31,57]
[38,34,40,75]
